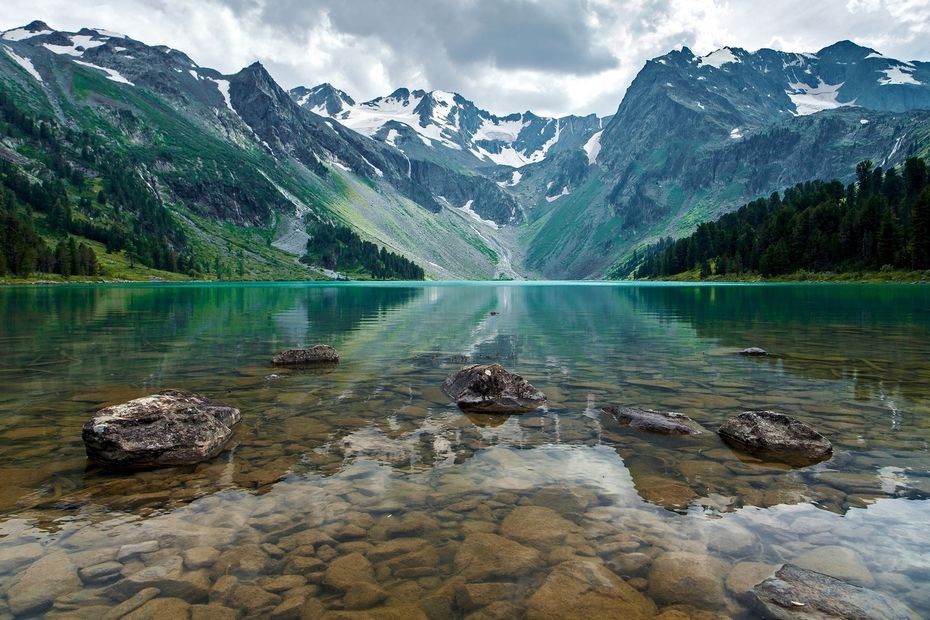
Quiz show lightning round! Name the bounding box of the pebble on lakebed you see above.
[81,390,241,467]
[271,345,340,366]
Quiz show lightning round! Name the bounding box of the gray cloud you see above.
[2,0,930,117]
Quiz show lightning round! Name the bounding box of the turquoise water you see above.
[0,282,928,617]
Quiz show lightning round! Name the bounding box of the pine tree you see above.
[912,188,930,269]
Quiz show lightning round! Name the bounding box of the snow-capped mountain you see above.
[289,83,605,170]
[3,20,930,281]
[517,40,930,278]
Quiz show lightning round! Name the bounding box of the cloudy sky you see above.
[3,0,930,116]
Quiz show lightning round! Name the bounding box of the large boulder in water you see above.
[271,345,339,366]
[603,406,706,435]
[750,563,921,620]
[718,411,832,465]
[82,390,241,467]
[442,364,545,413]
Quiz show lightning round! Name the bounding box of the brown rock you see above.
[343,583,389,610]
[726,562,776,596]
[648,551,727,608]
[499,505,577,550]
[122,597,191,620]
[526,559,657,620]
[102,588,161,620]
[456,582,518,611]
[183,546,220,570]
[453,532,541,581]
[226,584,281,614]
[190,604,239,620]
[324,552,375,591]
[7,551,81,615]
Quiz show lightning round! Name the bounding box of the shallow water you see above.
[0,282,929,618]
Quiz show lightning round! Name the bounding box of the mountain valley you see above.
[2,21,930,280]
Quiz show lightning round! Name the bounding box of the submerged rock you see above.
[453,532,540,581]
[648,551,727,608]
[738,347,768,356]
[82,390,240,467]
[718,411,832,465]
[442,364,546,413]
[7,552,81,615]
[526,559,657,620]
[271,345,339,366]
[750,563,921,620]
[603,406,706,435]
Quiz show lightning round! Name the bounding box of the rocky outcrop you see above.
[603,406,706,435]
[442,364,546,413]
[271,345,340,366]
[82,390,241,467]
[750,563,921,620]
[718,411,832,465]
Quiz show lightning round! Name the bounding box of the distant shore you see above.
[4,271,930,286]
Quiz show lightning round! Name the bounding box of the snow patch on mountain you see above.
[2,27,53,41]
[473,117,527,142]
[2,46,42,82]
[545,186,570,202]
[786,80,850,115]
[730,127,743,139]
[700,48,740,69]
[73,59,133,85]
[583,130,603,165]
[879,65,921,86]
[209,78,238,116]
[497,170,522,188]
[457,199,500,229]
[43,34,106,57]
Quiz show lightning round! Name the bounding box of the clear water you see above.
[0,282,928,618]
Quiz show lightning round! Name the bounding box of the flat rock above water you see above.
[81,390,241,467]
[603,406,707,435]
[718,411,832,466]
[271,345,340,366]
[442,364,546,413]
[750,563,921,619]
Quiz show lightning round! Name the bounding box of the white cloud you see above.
[1,0,928,117]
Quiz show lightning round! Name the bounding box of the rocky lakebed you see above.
[1,282,929,619]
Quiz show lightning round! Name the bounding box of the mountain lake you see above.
[0,282,928,618]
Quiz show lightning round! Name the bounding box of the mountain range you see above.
[2,20,929,280]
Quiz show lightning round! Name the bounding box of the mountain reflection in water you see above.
[0,282,928,617]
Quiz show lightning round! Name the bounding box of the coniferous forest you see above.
[625,158,930,279]
[302,222,425,280]
[0,86,193,278]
